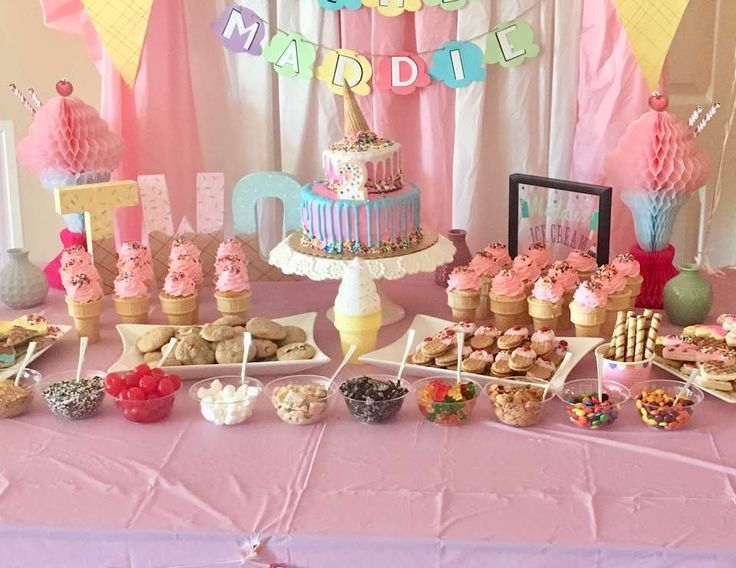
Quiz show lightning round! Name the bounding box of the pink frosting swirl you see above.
[216,264,250,293]
[512,254,541,283]
[215,254,244,277]
[547,261,579,292]
[118,241,149,260]
[531,328,556,344]
[114,271,148,299]
[163,271,196,298]
[504,325,530,338]
[447,266,481,292]
[527,242,552,269]
[573,280,608,309]
[216,239,245,261]
[483,242,512,266]
[591,265,627,294]
[531,276,564,303]
[566,250,598,273]
[170,237,201,261]
[61,257,99,287]
[169,254,203,284]
[474,325,500,338]
[491,268,525,297]
[612,253,641,278]
[61,246,89,264]
[469,251,502,278]
[65,273,102,303]
[117,252,154,283]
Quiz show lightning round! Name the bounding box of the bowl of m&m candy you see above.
[104,365,182,423]
[632,380,704,431]
[558,379,630,430]
[415,377,480,426]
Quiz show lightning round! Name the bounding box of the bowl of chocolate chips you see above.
[339,375,410,425]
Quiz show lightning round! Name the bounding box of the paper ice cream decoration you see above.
[361,0,422,17]
[484,21,540,68]
[316,49,373,95]
[212,5,266,55]
[376,53,431,95]
[319,0,362,9]
[138,174,175,234]
[336,162,369,201]
[197,173,225,233]
[424,0,475,10]
[429,41,486,88]
[232,172,302,235]
[263,32,317,80]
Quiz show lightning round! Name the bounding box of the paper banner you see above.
[376,52,431,95]
[81,0,153,87]
[318,0,362,9]
[424,0,474,10]
[212,5,266,55]
[264,32,317,79]
[614,0,690,91]
[485,21,540,68]
[361,0,422,17]
[429,41,486,88]
[196,173,225,233]
[138,175,174,234]
[316,49,373,95]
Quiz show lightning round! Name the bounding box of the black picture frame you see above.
[508,173,612,265]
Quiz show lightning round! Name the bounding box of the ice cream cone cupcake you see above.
[569,280,608,337]
[612,253,643,309]
[117,241,154,287]
[527,276,564,331]
[566,250,598,282]
[159,271,198,325]
[483,242,512,267]
[591,266,631,337]
[113,271,150,324]
[215,264,252,319]
[446,266,482,322]
[527,242,553,273]
[489,268,527,331]
[64,273,104,343]
[512,253,541,296]
[334,259,382,363]
[469,252,503,320]
[547,261,580,331]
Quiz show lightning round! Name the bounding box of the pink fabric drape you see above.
[338,9,457,234]
[42,0,203,243]
[571,0,649,255]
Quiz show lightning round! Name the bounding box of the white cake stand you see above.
[269,233,455,326]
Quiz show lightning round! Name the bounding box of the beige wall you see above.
[0,0,100,262]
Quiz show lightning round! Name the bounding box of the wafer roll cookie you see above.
[608,311,625,358]
[634,315,646,361]
[614,316,627,361]
[643,308,654,322]
[645,313,661,359]
[625,315,636,362]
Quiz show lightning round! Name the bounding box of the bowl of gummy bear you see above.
[104,364,182,423]
[415,377,480,426]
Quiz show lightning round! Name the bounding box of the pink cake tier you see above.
[323,131,402,194]
[300,181,422,256]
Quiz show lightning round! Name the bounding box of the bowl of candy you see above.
[631,379,704,431]
[189,376,263,426]
[558,379,630,430]
[266,375,336,425]
[104,365,182,423]
[0,369,41,418]
[415,376,480,426]
[39,370,106,420]
[339,375,410,425]
[484,377,552,427]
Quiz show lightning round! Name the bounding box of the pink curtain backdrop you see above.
[40,0,651,254]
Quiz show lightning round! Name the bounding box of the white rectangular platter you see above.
[0,324,72,380]
[359,314,603,394]
[652,359,736,404]
[108,312,331,380]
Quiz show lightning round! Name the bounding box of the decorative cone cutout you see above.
[343,81,370,136]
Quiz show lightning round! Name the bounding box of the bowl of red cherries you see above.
[104,365,182,423]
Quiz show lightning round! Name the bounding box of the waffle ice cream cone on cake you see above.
[446,266,482,322]
[113,271,150,324]
[612,253,643,309]
[160,271,198,326]
[490,268,527,331]
[569,280,608,337]
[527,276,564,332]
[334,259,382,363]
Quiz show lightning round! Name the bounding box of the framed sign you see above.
[508,174,612,264]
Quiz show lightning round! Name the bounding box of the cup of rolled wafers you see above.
[594,309,662,387]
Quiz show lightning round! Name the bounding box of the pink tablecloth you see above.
[2,274,736,568]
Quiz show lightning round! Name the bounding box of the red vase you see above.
[629,243,678,308]
[435,229,473,287]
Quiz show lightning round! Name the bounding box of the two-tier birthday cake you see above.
[299,86,424,257]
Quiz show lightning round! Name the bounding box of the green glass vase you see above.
[663,264,713,326]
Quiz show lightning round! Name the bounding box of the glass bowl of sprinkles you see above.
[38,370,106,420]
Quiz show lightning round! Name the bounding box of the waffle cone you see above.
[627,275,644,308]
[159,291,198,326]
[343,82,370,136]
[569,301,605,337]
[447,289,481,322]
[558,291,574,331]
[527,296,562,331]
[603,290,632,336]
[490,292,526,330]
[334,310,382,363]
[476,276,492,321]
[113,295,150,324]
[66,296,103,343]
[215,290,252,319]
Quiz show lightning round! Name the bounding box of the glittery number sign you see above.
[196,173,225,233]
[138,174,174,234]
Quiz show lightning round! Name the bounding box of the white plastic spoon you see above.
[156,337,178,369]
[75,336,88,383]
[241,332,252,385]
[455,331,465,385]
[396,329,416,385]
[327,344,357,390]
[13,341,37,387]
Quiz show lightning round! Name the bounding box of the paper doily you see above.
[269,233,456,281]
